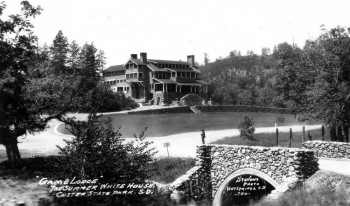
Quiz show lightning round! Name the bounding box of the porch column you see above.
[163,83,165,92]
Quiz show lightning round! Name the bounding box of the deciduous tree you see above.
[0,1,43,165]
[277,26,350,141]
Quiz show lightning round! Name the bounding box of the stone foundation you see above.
[168,145,319,204]
[303,140,350,159]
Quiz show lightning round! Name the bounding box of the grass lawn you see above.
[147,157,196,184]
[57,112,320,137]
[250,170,350,206]
[210,127,331,148]
[0,156,196,206]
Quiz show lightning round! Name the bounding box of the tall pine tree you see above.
[50,30,69,75]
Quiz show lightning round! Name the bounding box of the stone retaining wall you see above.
[169,145,319,203]
[127,106,193,114]
[194,105,292,114]
[302,140,350,158]
[128,105,292,115]
[168,146,212,201]
[208,145,318,195]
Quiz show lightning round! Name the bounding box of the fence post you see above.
[302,126,305,142]
[289,128,292,148]
[336,125,339,140]
[308,130,312,141]
[276,128,279,146]
[201,129,206,144]
[321,125,325,141]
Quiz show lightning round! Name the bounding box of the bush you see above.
[238,116,255,140]
[181,94,204,106]
[78,84,139,113]
[57,113,157,182]
[96,91,139,112]
[275,115,285,126]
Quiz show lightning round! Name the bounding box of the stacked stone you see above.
[168,145,212,202]
[208,145,319,196]
[303,140,350,158]
[293,150,319,179]
[193,145,213,200]
[127,106,192,114]
[169,144,319,203]
[195,105,292,114]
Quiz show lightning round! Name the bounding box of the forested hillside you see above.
[200,42,294,107]
[201,26,350,141]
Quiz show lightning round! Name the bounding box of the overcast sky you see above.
[4,0,350,66]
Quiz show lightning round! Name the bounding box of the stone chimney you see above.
[187,55,195,66]
[140,52,147,63]
[131,54,137,59]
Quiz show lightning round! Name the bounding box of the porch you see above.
[153,78,208,94]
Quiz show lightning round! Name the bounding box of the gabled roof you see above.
[190,66,199,70]
[103,65,124,73]
[148,59,189,65]
[147,64,163,71]
[123,59,147,66]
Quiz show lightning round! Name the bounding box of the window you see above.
[126,74,130,79]
[177,72,181,77]
[172,72,175,77]
[187,72,190,78]
[191,72,195,78]
[139,72,143,78]
[116,80,119,83]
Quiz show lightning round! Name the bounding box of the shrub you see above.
[57,113,157,182]
[181,94,204,106]
[275,115,285,126]
[238,116,255,140]
[78,84,139,113]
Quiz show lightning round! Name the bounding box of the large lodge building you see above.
[102,52,209,105]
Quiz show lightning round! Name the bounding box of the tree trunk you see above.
[330,125,337,141]
[337,126,344,142]
[4,138,22,168]
[341,124,349,143]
